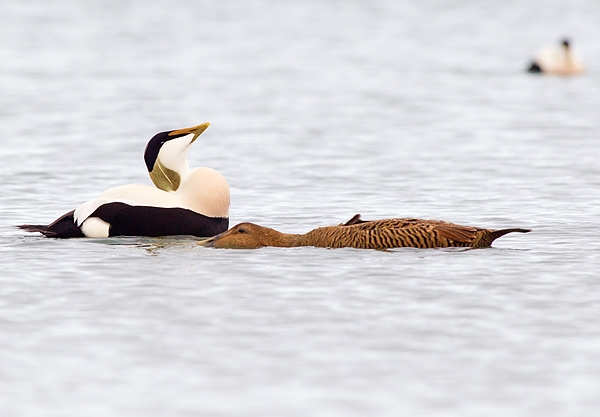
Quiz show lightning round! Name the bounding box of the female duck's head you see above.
[200,223,289,249]
[144,122,210,192]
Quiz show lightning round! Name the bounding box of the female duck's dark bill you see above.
[198,233,222,247]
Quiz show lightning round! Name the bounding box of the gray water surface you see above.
[2,0,600,416]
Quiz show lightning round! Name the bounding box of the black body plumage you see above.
[19,203,228,238]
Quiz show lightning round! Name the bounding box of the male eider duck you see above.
[200,215,530,250]
[527,38,585,75]
[19,123,230,238]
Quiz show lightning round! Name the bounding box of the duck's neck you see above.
[267,231,304,247]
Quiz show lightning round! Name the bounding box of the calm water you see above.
[2,0,600,415]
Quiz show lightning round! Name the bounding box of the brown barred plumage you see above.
[200,214,530,250]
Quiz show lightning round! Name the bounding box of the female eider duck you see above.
[200,215,530,250]
[527,38,585,75]
[19,123,229,238]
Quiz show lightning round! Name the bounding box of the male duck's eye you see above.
[238,227,246,234]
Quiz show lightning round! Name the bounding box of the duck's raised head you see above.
[200,222,298,249]
[144,122,210,192]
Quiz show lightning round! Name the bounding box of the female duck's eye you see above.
[238,227,246,234]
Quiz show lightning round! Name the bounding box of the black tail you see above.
[488,228,531,244]
[17,210,84,238]
[18,224,50,233]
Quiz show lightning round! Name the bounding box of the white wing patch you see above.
[80,217,111,238]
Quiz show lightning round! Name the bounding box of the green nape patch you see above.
[149,159,181,192]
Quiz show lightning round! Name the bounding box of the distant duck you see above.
[200,215,530,250]
[527,38,585,75]
[19,123,230,238]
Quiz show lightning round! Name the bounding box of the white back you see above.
[74,184,182,225]
[74,167,230,226]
